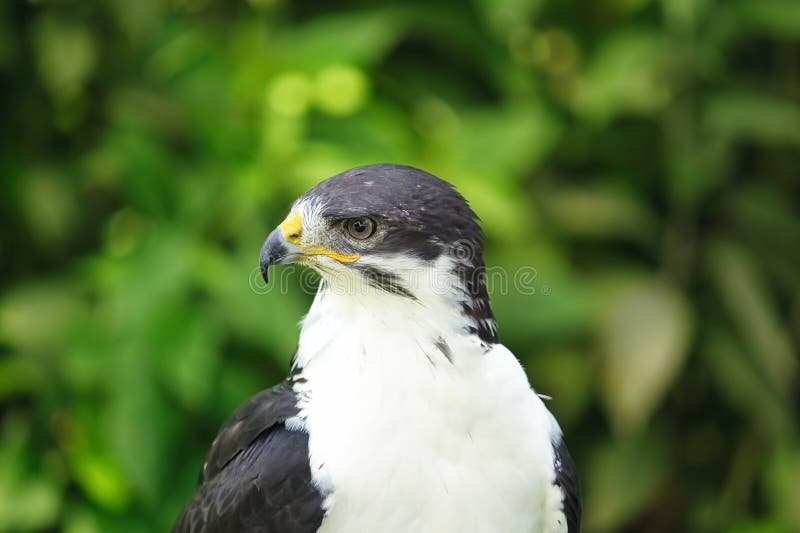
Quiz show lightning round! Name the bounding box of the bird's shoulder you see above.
[173,380,325,533]
[200,379,300,482]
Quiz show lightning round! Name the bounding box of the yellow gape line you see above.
[278,212,360,263]
[302,246,360,263]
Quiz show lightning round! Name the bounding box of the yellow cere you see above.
[278,212,360,263]
[279,212,303,244]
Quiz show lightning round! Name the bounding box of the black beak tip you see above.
[260,263,270,285]
[259,228,289,286]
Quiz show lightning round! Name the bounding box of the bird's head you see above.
[260,164,497,343]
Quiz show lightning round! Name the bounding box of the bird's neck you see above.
[294,285,470,372]
[293,256,496,372]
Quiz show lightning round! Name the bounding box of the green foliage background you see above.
[1,0,799,531]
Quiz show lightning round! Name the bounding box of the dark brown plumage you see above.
[173,381,323,533]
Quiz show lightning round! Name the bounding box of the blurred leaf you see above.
[703,324,793,437]
[32,15,96,102]
[662,0,710,29]
[598,278,693,435]
[105,208,148,258]
[156,311,220,409]
[18,167,79,247]
[716,0,800,40]
[572,30,668,123]
[728,519,787,533]
[457,102,563,179]
[529,28,581,78]
[63,506,102,533]
[267,72,313,117]
[271,9,409,69]
[614,0,654,14]
[147,28,212,82]
[585,433,668,532]
[108,0,161,44]
[489,245,593,344]
[0,416,63,531]
[0,282,86,353]
[106,354,174,508]
[455,172,535,242]
[0,475,62,531]
[708,241,797,401]
[71,452,130,511]
[0,355,40,399]
[313,63,370,116]
[473,0,544,35]
[543,185,658,242]
[765,442,800,530]
[704,91,800,146]
[725,187,800,292]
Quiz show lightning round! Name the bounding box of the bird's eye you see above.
[345,217,376,240]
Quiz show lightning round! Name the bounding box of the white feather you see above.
[289,254,568,533]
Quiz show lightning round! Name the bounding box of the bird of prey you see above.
[174,164,581,533]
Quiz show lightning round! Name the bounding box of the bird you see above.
[174,164,581,533]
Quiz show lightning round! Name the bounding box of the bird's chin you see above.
[296,254,339,274]
[310,261,365,288]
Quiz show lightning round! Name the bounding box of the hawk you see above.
[174,164,581,532]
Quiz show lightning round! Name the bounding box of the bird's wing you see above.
[553,436,581,533]
[173,381,324,533]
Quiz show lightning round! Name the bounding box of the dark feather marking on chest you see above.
[434,337,453,363]
[353,264,417,300]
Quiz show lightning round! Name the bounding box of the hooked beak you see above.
[259,227,301,284]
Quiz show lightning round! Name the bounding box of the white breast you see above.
[289,287,568,533]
